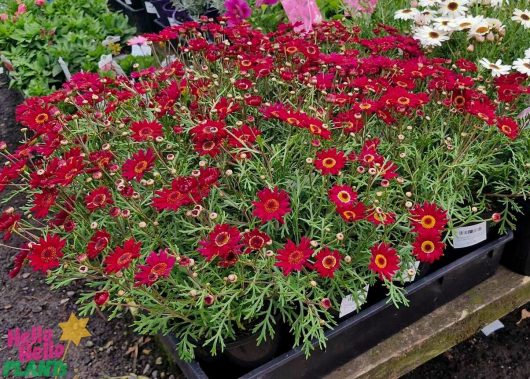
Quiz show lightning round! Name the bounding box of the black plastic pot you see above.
[108,0,155,33]
[159,232,512,379]
[502,200,530,275]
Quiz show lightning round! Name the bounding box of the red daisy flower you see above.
[368,242,400,281]
[275,237,313,275]
[314,148,347,175]
[104,238,142,274]
[28,234,66,273]
[252,187,291,224]
[198,224,242,260]
[122,148,155,182]
[367,209,396,226]
[0,210,21,241]
[130,120,163,142]
[313,248,342,278]
[134,249,176,287]
[409,202,448,233]
[29,189,58,219]
[242,228,271,253]
[86,229,111,259]
[496,117,520,140]
[228,125,261,148]
[152,177,195,212]
[85,186,114,212]
[328,185,357,207]
[190,120,227,142]
[336,202,367,223]
[412,231,445,263]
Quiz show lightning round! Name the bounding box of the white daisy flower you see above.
[486,18,504,31]
[454,16,476,30]
[512,9,530,29]
[473,0,507,7]
[479,58,511,77]
[468,16,491,37]
[414,9,439,25]
[414,26,450,47]
[433,16,459,31]
[418,0,440,7]
[394,8,420,21]
[439,0,469,18]
[513,58,530,75]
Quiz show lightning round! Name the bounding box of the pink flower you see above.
[224,0,252,26]
[127,36,148,46]
[15,4,27,16]
[344,0,378,15]
[35,0,46,6]
[280,0,322,32]
[0,13,8,21]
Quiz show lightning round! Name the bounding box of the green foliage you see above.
[0,0,135,95]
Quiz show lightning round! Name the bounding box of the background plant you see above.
[0,0,135,95]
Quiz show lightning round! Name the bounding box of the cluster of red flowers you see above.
[0,18,526,307]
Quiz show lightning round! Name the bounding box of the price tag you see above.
[453,221,487,248]
[339,285,369,318]
[144,1,160,17]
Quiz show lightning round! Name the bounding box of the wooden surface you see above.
[325,266,530,379]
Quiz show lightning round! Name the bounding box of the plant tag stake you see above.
[144,1,160,17]
[131,44,152,57]
[58,57,71,81]
[453,221,487,248]
[339,285,369,318]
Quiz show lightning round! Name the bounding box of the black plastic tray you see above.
[502,201,530,275]
[108,0,155,33]
[159,232,513,379]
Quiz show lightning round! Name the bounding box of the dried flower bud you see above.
[310,280,317,287]
[90,222,98,229]
[228,274,237,282]
[209,212,218,220]
[336,233,344,241]
[344,255,352,263]
[138,222,147,228]
[225,169,233,176]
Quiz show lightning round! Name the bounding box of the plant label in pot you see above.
[144,1,160,17]
[339,285,369,318]
[453,222,487,249]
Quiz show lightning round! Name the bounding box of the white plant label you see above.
[339,285,369,318]
[58,57,71,81]
[168,17,179,26]
[131,44,152,57]
[144,2,160,17]
[453,221,487,248]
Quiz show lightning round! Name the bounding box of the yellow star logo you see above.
[58,313,91,346]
